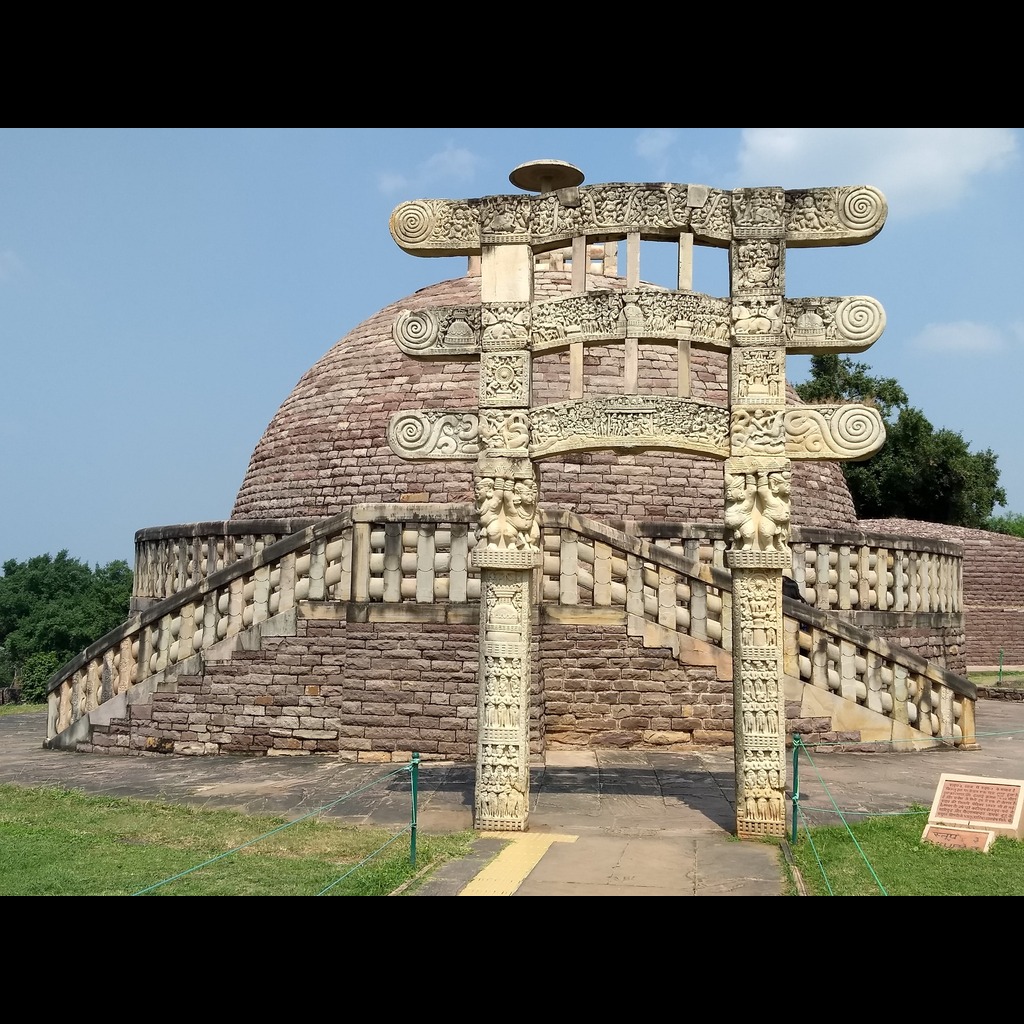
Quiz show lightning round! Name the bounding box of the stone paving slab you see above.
[3,701,1024,895]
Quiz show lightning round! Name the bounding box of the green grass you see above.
[788,806,1024,895]
[970,671,1024,690]
[0,784,476,896]
[0,702,46,717]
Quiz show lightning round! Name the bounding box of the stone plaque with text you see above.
[921,823,995,852]
[926,774,1024,840]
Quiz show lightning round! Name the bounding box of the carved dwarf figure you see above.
[757,469,791,552]
[725,469,757,550]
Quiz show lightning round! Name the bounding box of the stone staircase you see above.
[46,505,977,754]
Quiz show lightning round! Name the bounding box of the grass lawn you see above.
[0,782,476,896]
[970,671,1024,690]
[0,703,477,896]
[787,807,1024,896]
[0,702,46,717]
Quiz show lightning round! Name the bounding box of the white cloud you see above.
[422,144,480,184]
[0,249,22,281]
[635,129,677,178]
[736,128,1018,218]
[377,171,410,196]
[379,144,482,197]
[911,320,1005,353]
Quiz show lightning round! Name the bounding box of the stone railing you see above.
[624,522,962,617]
[132,519,319,608]
[786,602,972,742]
[136,517,963,620]
[50,504,975,749]
[543,509,975,747]
[542,513,730,645]
[50,504,476,739]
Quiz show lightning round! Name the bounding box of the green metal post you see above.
[410,751,419,867]
[1000,648,1004,685]
[790,734,800,845]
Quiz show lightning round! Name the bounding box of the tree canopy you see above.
[795,355,1007,528]
[0,551,132,704]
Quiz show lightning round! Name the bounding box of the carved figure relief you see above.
[736,572,780,647]
[475,762,528,823]
[757,469,791,552]
[475,475,540,551]
[529,192,584,240]
[480,303,530,349]
[732,188,784,234]
[689,188,731,241]
[732,348,784,404]
[530,291,731,350]
[725,469,757,550]
[731,407,785,455]
[531,292,621,346]
[732,239,782,294]
[480,196,530,239]
[480,351,529,406]
[740,657,780,702]
[530,396,729,459]
[733,299,784,338]
[786,191,833,232]
[479,411,529,452]
[482,656,523,728]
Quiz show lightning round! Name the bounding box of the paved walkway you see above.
[3,701,1023,895]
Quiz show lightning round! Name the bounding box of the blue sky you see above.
[1,128,1019,568]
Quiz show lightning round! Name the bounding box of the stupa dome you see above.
[232,264,857,528]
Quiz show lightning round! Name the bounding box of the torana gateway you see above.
[47,161,985,840]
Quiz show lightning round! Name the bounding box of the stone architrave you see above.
[387,166,887,838]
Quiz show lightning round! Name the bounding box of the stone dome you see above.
[232,266,858,528]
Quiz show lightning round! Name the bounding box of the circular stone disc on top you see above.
[509,160,585,193]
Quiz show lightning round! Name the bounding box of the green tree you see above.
[0,552,133,703]
[984,511,1024,538]
[795,355,1007,527]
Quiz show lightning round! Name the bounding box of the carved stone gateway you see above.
[388,161,887,836]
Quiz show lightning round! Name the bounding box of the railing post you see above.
[791,734,801,845]
[410,751,419,867]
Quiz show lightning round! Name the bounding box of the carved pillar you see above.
[471,198,540,831]
[728,187,789,838]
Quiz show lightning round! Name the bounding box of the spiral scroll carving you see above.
[390,200,437,246]
[784,405,885,459]
[835,297,885,346]
[838,186,885,233]
[388,410,480,459]
[830,405,885,453]
[393,310,440,353]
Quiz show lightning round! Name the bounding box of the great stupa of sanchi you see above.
[46,161,978,839]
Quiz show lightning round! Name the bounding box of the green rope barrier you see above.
[794,799,834,896]
[797,805,928,818]
[132,760,415,896]
[797,743,888,896]
[315,827,410,896]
